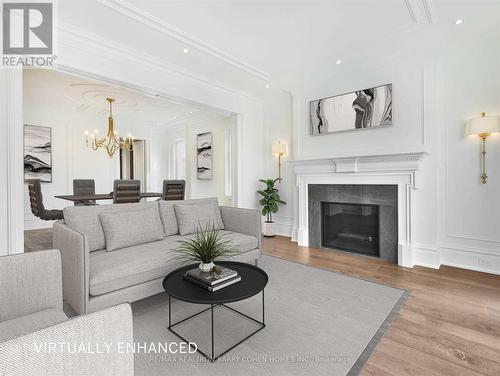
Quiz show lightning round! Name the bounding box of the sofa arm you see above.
[220,206,262,250]
[0,249,63,322]
[52,221,89,315]
[0,303,134,376]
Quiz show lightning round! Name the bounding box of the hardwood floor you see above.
[261,236,500,376]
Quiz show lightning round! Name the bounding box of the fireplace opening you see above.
[321,201,380,257]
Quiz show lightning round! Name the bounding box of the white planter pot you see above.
[199,262,215,273]
[263,221,275,237]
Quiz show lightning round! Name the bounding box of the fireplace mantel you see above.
[292,152,428,175]
[291,152,428,268]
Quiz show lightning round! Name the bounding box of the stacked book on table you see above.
[183,265,241,292]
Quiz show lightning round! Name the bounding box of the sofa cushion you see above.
[63,202,159,252]
[99,206,164,252]
[89,236,182,296]
[158,197,224,236]
[219,230,259,253]
[174,202,223,235]
[0,308,67,342]
[89,231,259,296]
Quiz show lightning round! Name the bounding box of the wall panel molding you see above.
[5,69,24,254]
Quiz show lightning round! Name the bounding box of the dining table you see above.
[55,192,162,202]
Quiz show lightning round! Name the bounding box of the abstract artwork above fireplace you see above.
[310,83,392,135]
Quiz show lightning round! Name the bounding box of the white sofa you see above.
[53,198,262,314]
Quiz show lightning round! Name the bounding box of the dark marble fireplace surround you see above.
[308,184,398,263]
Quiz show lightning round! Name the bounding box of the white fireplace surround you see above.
[292,152,428,268]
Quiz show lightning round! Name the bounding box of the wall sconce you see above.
[272,141,287,182]
[466,112,500,184]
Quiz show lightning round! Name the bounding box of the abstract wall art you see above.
[24,124,52,182]
[197,132,213,180]
[310,84,392,135]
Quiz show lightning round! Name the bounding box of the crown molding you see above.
[57,21,261,103]
[95,0,271,82]
[403,0,434,24]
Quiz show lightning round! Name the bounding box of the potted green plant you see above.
[257,178,286,237]
[175,223,238,272]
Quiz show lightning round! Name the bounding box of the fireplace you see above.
[308,184,398,262]
[292,152,428,267]
[321,202,380,257]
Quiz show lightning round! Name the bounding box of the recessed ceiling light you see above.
[455,19,464,25]
[183,48,189,54]
[336,60,342,65]
[265,84,270,88]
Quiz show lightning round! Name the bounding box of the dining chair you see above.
[27,179,64,221]
[161,179,185,200]
[113,179,141,204]
[73,179,97,206]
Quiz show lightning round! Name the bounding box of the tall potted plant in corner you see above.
[257,178,286,237]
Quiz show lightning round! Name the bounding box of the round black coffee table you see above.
[163,261,268,362]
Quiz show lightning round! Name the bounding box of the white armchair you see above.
[0,303,134,376]
[0,249,66,341]
[0,250,134,375]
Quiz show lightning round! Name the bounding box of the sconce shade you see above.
[272,141,287,155]
[467,114,500,136]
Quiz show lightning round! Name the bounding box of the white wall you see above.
[162,114,234,206]
[435,32,500,273]
[262,91,294,236]
[288,29,500,274]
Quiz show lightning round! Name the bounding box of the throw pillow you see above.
[99,206,164,252]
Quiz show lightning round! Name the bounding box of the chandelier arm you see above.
[84,98,134,157]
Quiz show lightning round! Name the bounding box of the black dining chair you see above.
[27,179,64,221]
[73,179,97,206]
[161,180,185,201]
[113,179,141,204]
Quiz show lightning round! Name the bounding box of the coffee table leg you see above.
[262,290,265,325]
[168,293,266,362]
[211,304,214,361]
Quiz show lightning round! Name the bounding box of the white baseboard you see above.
[412,243,440,269]
[439,244,500,275]
[272,215,294,237]
[412,243,500,275]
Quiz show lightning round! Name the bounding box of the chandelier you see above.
[85,98,134,158]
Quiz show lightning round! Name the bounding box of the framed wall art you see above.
[24,124,52,182]
[310,83,392,135]
[197,132,213,180]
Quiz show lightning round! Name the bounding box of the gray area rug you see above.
[132,255,406,376]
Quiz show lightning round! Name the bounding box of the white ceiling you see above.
[58,0,500,96]
[23,69,224,127]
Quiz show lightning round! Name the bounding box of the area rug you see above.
[132,255,407,376]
